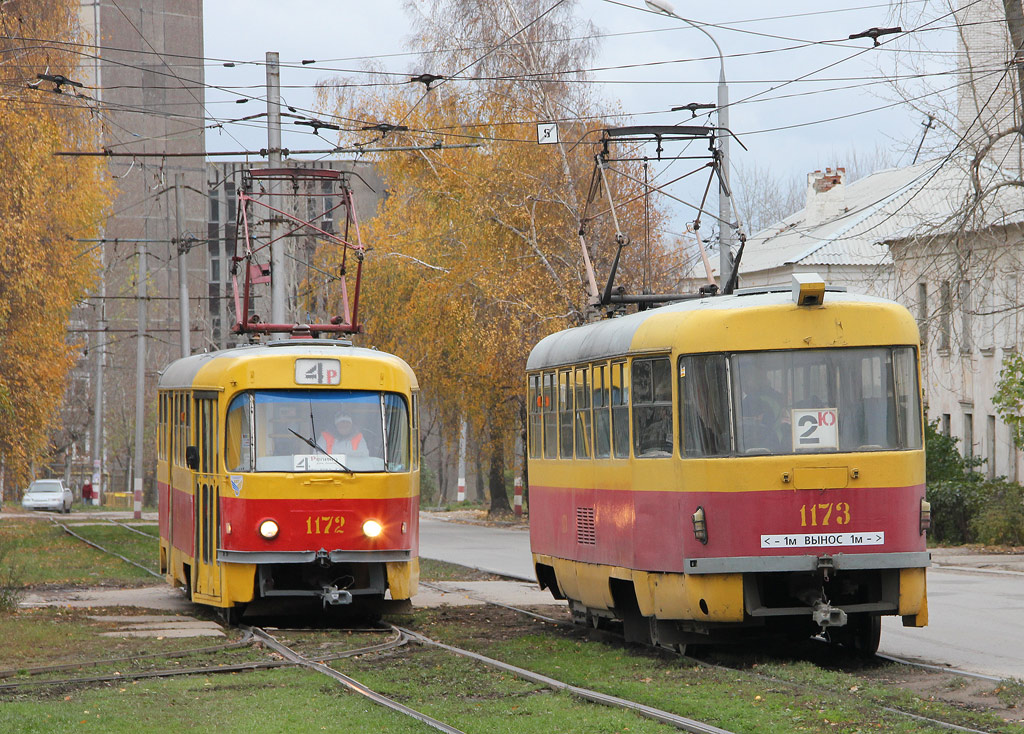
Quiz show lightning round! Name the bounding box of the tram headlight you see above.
[362,519,383,538]
[692,506,708,545]
[259,519,280,539]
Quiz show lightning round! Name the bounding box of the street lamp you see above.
[644,0,733,287]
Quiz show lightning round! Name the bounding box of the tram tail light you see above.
[362,519,383,538]
[692,507,708,545]
[919,499,931,535]
[259,519,279,539]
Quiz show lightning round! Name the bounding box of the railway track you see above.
[37,519,1014,733]
[34,519,735,733]
[420,580,1008,734]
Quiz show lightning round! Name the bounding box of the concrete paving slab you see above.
[20,585,193,612]
[100,629,225,639]
[414,580,564,609]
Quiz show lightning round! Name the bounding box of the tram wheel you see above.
[829,613,881,656]
[219,603,247,626]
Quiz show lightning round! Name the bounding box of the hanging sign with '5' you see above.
[791,408,838,450]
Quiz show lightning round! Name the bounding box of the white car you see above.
[21,479,73,514]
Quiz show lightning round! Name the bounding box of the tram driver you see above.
[320,409,370,457]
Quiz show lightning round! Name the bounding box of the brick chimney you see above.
[805,167,846,226]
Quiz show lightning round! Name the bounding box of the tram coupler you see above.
[320,586,353,606]
[811,600,848,629]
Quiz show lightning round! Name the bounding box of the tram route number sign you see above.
[295,358,341,385]
[791,407,838,450]
[760,531,884,549]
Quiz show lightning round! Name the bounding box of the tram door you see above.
[193,395,222,600]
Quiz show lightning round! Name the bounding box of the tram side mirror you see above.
[185,446,199,471]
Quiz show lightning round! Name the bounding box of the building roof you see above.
[738,156,1024,275]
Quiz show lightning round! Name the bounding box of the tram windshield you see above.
[224,389,410,473]
[680,346,922,457]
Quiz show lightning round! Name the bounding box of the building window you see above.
[939,281,951,351]
[963,412,974,460]
[916,282,928,345]
[941,413,951,436]
[1001,274,1018,351]
[959,280,972,354]
[986,415,996,479]
[979,284,994,353]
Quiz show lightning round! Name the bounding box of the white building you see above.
[732,154,1024,481]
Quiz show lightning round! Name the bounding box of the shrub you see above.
[971,480,1024,546]
[0,534,23,612]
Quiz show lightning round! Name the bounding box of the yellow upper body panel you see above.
[158,341,418,397]
[527,290,920,372]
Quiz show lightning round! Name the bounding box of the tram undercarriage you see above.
[538,558,927,655]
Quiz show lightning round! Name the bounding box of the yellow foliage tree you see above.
[316,0,682,513]
[0,1,110,495]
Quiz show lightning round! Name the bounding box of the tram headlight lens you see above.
[919,499,931,535]
[362,520,383,538]
[259,519,279,539]
[692,507,708,545]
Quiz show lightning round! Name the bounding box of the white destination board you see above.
[294,454,347,471]
[761,531,884,549]
[294,358,341,385]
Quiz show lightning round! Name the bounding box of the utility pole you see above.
[717,75,732,286]
[133,238,147,520]
[174,173,190,357]
[266,51,286,334]
[91,240,106,506]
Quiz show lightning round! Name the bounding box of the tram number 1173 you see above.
[799,502,851,527]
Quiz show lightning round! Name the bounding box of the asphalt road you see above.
[418,513,1024,680]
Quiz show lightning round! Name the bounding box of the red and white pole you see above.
[513,476,523,518]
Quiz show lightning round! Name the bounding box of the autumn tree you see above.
[0,1,109,497]
[316,0,678,514]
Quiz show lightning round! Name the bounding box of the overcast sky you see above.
[202,0,956,233]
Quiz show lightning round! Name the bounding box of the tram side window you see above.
[225,393,253,472]
[384,393,411,472]
[157,394,166,461]
[412,392,421,469]
[592,364,611,459]
[574,368,591,459]
[558,370,573,459]
[893,348,922,449]
[680,355,732,457]
[610,361,630,458]
[542,372,557,458]
[632,357,673,458]
[528,374,542,459]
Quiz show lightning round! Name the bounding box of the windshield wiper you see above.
[288,428,353,474]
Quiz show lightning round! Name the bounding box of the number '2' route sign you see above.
[294,358,341,385]
[792,407,838,450]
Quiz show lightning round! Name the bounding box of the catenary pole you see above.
[267,51,286,335]
[174,173,190,357]
[133,237,147,520]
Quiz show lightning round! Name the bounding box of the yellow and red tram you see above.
[157,340,420,620]
[527,276,929,653]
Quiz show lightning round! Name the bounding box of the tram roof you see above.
[157,340,416,390]
[525,288,911,371]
